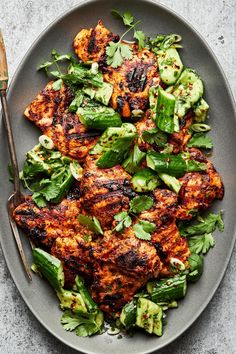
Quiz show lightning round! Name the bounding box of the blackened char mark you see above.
[117,250,147,269]
[88,28,97,54]
[126,66,148,93]
[116,96,125,115]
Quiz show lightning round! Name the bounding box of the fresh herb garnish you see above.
[130,195,154,214]
[112,9,146,49]
[107,10,146,68]
[180,212,224,236]
[77,214,103,235]
[20,143,80,207]
[180,212,224,255]
[113,211,132,232]
[133,220,156,240]
[187,133,213,149]
[61,310,103,337]
[188,233,215,254]
[38,49,76,72]
[142,128,167,147]
[113,196,155,240]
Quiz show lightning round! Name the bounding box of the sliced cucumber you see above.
[147,275,187,303]
[172,68,204,119]
[83,81,113,106]
[131,168,160,193]
[57,290,87,313]
[120,300,137,328]
[158,48,183,85]
[136,298,163,336]
[193,98,209,122]
[32,248,64,291]
[156,87,176,133]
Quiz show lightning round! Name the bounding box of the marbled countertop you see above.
[0,1,235,353]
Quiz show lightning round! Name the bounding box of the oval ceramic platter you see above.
[0,0,235,353]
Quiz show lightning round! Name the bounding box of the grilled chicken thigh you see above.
[139,189,190,274]
[177,148,224,219]
[80,155,135,228]
[74,21,160,118]
[24,81,99,161]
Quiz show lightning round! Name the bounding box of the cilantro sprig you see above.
[77,214,103,235]
[61,310,103,337]
[113,195,155,240]
[112,9,146,50]
[106,9,146,68]
[180,212,224,255]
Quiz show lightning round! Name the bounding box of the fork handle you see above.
[0,30,8,90]
[0,32,22,204]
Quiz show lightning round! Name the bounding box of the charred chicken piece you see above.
[91,229,161,315]
[24,81,99,161]
[177,148,224,220]
[74,20,119,63]
[168,111,193,154]
[80,155,135,229]
[13,197,83,250]
[139,188,178,228]
[74,21,160,118]
[51,235,94,287]
[152,222,190,276]
[138,189,190,275]
[135,109,157,152]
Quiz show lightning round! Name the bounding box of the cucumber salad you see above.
[14,9,224,339]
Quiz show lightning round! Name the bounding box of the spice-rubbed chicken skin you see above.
[91,229,161,315]
[177,148,224,219]
[138,189,190,274]
[13,196,85,250]
[24,81,99,161]
[168,112,193,154]
[74,21,160,118]
[80,155,135,228]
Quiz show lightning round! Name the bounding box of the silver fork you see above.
[0,30,32,280]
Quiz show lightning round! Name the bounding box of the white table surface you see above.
[0,0,235,353]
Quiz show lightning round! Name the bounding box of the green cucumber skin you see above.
[78,111,122,130]
[120,300,137,328]
[75,276,98,312]
[172,68,204,119]
[156,87,176,134]
[131,169,160,193]
[32,248,64,291]
[148,275,187,302]
[158,48,183,85]
[51,171,74,204]
[136,298,163,336]
[96,136,134,168]
[146,152,206,177]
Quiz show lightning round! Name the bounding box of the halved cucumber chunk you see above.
[158,48,183,85]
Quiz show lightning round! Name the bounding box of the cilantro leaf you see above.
[130,195,154,214]
[122,143,146,174]
[114,212,132,232]
[134,30,146,49]
[52,79,63,91]
[106,42,133,68]
[142,128,167,147]
[40,181,61,201]
[112,9,134,26]
[188,233,215,254]
[61,310,82,331]
[138,220,156,233]
[187,133,213,149]
[61,310,103,337]
[180,212,224,236]
[32,192,47,208]
[133,222,151,240]
[78,214,103,235]
[37,50,74,72]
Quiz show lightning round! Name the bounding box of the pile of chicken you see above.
[14,21,224,317]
